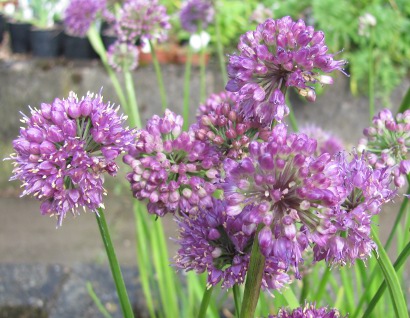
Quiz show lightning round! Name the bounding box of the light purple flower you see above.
[223,124,344,276]
[64,0,106,37]
[115,0,171,45]
[9,92,134,226]
[312,152,396,266]
[358,108,410,188]
[124,110,220,216]
[107,41,139,72]
[196,91,239,118]
[226,16,346,126]
[299,124,344,156]
[268,302,344,318]
[174,199,291,290]
[179,0,215,33]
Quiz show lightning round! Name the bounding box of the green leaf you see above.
[398,86,410,113]
[282,287,300,309]
[367,226,408,318]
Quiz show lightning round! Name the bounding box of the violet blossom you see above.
[226,16,346,126]
[124,110,220,217]
[179,0,215,33]
[115,0,171,45]
[64,0,106,37]
[269,302,344,318]
[299,124,344,157]
[9,92,134,226]
[107,41,139,72]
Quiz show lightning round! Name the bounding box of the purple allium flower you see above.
[175,199,291,290]
[268,302,344,318]
[312,152,396,266]
[64,0,106,37]
[226,16,346,126]
[107,41,139,72]
[115,0,171,45]
[179,0,215,33]
[358,108,410,187]
[223,124,344,276]
[196,91,239,118]
[9,92,134,226]
[124,110,220,217]
[300,124,344,156]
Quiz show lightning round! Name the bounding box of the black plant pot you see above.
[30,28,62,57]
[8,21,31,53]
[0,14,5,45]
[63,33,97,59]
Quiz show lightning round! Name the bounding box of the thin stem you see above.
[385,189,409,251]
[87,25,128,110]
[87,282,114,318]
[240,225,266,318]
[368,30,375,121]
[183,47,193,130]
[199,22,206,103]
[123,71,142,128]
[232,284,241,317]
[286,96,298,131]
[299,276,310,303]
[214,0,228,84]
[95,208,134,318]
[149,40,168,111]
[197,286,214,318]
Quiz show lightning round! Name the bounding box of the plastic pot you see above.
[30,27,62,57]
[8,21,31,53]
[63,33,97,59]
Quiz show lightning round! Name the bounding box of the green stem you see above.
[385,188,409,251]
[240,225,265,318]
[87,25,128,110]
[232,284,241,317]
[197,286,214,318]
[214,0,228,84]
[286,96,298,131]
[362,240,410,318]
[368,30,375,121]
[198,22,206,103]
[95,208,134,318]
[299,276,309,303]
[313,266,331,302]
[123,71,141,128]
[87,282,114,318]
[148,40,168,111]
[183,47,193,130]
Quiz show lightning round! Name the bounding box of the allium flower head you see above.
[107,41,139,72]
[116,0,171,45]
[223,124,344,276]
[194,94,270,159]
[179,0,215,33]
[313,152,396,266]
[358,108,410,187]
[175,199,291,290]
[124,110,220,216]
[64,0,106,36]
[196,91,239,118]
[9,92,134,226]
[226,16,346,126]
[300,124,344,156]
[269,302,344,318]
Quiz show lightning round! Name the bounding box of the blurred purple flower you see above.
[196,91,239,118]
[115,0,171,45]
[124,110,220,217]
[269,302,344,318]
[64,0,106,36]
[300,124,344,156]
[107,41,139,72]
[179,0,215,33]
[226,16,346,126]
[9,92,134,226]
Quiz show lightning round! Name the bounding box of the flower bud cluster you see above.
[299,125,344,157]
[268,302,344,318]
[9,92,134,226]
[124,110,220,216]
[358,108,410,187]
[226,16,346,126]
[179,0,215,34]
[107,42,139,73]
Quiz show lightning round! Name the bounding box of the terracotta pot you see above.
[138,44,178,65]
[175,45,210,66]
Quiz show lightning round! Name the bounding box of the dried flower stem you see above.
[95,208,134,318]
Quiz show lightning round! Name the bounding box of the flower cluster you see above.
[107,42,140,72]
[269,302,344,318]
[175,199,290,290]
[179,0,215,33]
[196,91,239,118]
[9,92,134,226]
[299,125,344,157]
[358,108,410,188]
[115,0,171,45]
[226,16,346,126]
[222,124,345,276]
[124,110,220,216]
[64,0,106,37]
[313,152,396,265]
